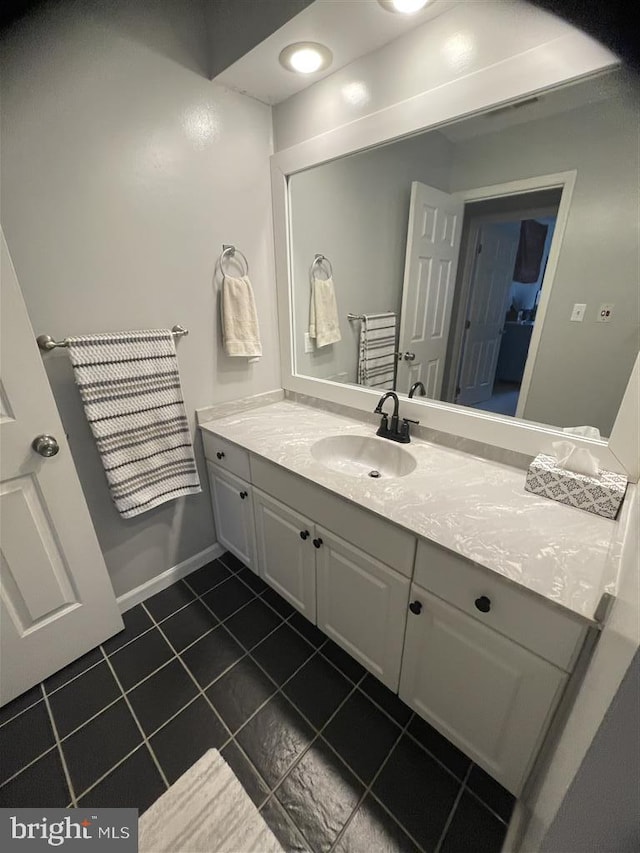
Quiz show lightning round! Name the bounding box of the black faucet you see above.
[408,381,426,399]
[374,391,418,444]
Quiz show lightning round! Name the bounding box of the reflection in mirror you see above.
[289,70,639,439]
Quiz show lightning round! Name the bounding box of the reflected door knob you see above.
[32,434,60,457]
[403,352,416,361]
[409,600,423,615]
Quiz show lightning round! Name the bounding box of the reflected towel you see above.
[222,275,262,358]
[358,312,397,388]
[309,276,341,348]
[67,329,201,518]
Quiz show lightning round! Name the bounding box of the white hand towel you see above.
[66,329,201,518]
[309,276,341,348]
[552,440,600,477]
[563,425,602,440]
[222,275,262,358]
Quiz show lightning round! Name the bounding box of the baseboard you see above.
[116,543,224,613]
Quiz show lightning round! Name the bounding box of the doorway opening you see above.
[444,188,562,418]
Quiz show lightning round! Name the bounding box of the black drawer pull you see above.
[239,491,248,500]
[300,530,310,540]
[475,596,491,613]
[216,451,225,460]
[313,538,323,549]
[409,600,423,615]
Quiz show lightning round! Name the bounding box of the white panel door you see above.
[316,528,410,691]
[207,463,256,571]
[0,230,123,705]
[399,587,566,795]
[253,489,316,621]
[457,221,520,405]
[397,181,464,397]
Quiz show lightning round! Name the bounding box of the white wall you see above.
[0,0,280,597]
[290,131,452,383]
[449,91,640,436]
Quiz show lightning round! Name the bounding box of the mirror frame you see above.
[271,38,638,481]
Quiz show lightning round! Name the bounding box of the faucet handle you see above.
[403,418,419,425]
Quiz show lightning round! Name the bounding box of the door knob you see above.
[216,451,225,460]
[313,538,323,549]
[409,600,423,615]
[300,530,310,540]
[239,491,248,500]
[403,352,416,361]
[32,434,60,457]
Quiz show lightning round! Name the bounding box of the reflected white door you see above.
[457,222,520,406]
[0,230,122,705]
[397,182,464,397]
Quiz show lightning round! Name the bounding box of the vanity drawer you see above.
[201,432,251,481]
[414,539,587,671]
[251,456,416,577]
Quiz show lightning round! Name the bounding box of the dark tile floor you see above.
[0,552,514,852]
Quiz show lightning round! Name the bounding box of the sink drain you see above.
[368,470,382,478]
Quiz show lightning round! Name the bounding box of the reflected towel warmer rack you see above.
[36,325,189,351]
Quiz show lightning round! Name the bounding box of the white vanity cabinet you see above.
[253,488,316,620]
[316,529,410,691]
[203,433,257,571]
[400,587,566,795]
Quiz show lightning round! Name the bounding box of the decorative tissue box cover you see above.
[525,453,627,519]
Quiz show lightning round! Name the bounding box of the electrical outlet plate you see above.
[598,303,614,322]
[304,331,314,353]
[570,303,586,322]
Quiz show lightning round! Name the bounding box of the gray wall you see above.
[290,132,453,384]
[0,0,280,597]
[540,648,640,853]
[449,91,640,436]
[205,0,312,79]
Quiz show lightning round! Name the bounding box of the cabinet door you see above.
[399,588,567,795]
[207,462,256,571]
[316,528,410,691]
[253,489,316,621]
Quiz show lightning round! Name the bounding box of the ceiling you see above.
[215,0,460,106]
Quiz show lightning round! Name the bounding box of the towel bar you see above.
[36,324,189,351]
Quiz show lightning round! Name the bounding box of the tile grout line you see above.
[0,744,59,791]
[40,683,78,808]
[326,711,426,853]
[434,762,474,853]
[140,602,235,751]
[99,647,171,792]
[73,743,150,803]
[0,695,45,730]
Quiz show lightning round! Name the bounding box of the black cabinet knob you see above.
[475,595,491,613]
[300,530,310,540]
[313,538,323,549]
[216,451,225,460]
[409,600,423,615]
[239,491,248,500]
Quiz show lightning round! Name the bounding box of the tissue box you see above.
[525,453,627,519]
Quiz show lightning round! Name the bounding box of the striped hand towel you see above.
[67,329,201,519]
[357,312,398,389]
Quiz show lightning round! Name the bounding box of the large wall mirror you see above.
[288,69,639,441]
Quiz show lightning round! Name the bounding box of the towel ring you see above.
[220,244,249,277]
[310,254,333,280]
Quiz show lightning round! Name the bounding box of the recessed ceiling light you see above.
[378,0,432,14]
[279,42,333,75]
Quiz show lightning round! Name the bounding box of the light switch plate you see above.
[598,303,614,322]
[304,332,314,353]
[570,303,586,322]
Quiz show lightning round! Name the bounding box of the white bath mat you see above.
[139,749,284,853]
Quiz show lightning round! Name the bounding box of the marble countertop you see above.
[200,400,624,621]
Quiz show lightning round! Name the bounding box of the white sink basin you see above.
[311,435,417,479]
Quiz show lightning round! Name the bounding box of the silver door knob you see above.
[403,352,416,361]
[32,434,60,457]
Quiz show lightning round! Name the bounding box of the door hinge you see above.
[465,320,471,330]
